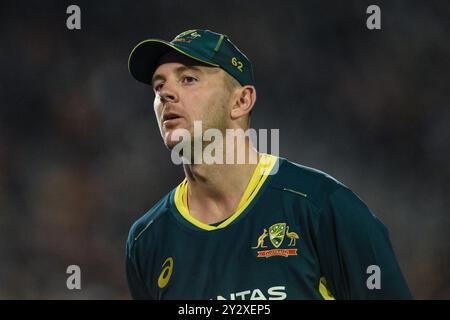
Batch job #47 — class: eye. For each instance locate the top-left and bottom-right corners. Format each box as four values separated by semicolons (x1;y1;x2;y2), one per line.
153;82;163;92
181;76;198;84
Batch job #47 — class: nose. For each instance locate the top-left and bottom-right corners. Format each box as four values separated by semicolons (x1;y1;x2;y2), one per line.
159;82;178;104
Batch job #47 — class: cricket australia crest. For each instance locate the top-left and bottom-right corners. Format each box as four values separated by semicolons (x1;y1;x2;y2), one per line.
269;223;286;248
252;222;299;258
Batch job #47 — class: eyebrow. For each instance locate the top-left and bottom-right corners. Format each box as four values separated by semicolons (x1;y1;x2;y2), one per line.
151;66;203;87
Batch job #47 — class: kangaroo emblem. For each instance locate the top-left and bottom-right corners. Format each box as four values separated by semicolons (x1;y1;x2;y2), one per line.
252;228;268;249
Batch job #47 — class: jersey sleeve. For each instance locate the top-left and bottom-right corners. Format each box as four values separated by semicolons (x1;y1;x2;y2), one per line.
315;186;412;299
125;235;153;300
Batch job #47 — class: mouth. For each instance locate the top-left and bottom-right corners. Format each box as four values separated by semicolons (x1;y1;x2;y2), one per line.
162;113;183;126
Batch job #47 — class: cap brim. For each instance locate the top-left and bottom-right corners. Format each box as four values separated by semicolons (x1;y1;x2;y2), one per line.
128;39;174;85
128;39;219;86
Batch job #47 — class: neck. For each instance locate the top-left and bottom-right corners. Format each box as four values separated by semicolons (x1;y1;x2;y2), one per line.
183;138;260;225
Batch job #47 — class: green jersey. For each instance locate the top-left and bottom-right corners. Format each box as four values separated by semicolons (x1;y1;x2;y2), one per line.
125;154;412;300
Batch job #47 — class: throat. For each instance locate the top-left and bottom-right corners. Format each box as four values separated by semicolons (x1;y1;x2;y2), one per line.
184;158;260;226
187;195;240;226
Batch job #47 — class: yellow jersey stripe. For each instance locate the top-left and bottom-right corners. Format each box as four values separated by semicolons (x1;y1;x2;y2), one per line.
319;276;336;300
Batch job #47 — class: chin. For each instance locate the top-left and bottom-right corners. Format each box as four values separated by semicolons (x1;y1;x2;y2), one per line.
162;127;193;149
163;133;189;151
164;139;178;150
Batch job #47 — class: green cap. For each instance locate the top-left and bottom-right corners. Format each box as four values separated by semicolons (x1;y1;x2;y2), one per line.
128;29;254;86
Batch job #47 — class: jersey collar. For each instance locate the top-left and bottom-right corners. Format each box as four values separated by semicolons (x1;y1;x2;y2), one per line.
173;153;278;231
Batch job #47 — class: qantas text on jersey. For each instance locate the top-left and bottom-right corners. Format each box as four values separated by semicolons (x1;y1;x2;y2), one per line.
215;286;287;300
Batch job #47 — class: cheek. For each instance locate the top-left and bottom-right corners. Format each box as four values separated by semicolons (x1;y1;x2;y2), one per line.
206;90;230;117
154;96;163;117
193;89;222;114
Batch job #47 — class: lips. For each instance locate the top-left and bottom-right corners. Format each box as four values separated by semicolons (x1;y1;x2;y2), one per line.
162;112;183;126
162;113;181;121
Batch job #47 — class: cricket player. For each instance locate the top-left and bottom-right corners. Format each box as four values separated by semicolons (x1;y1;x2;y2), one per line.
125;29;412;300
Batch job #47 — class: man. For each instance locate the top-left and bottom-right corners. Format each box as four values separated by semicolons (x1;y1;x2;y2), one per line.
125;29;412;299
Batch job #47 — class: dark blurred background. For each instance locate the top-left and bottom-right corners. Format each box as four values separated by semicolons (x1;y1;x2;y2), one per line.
0;0;449;299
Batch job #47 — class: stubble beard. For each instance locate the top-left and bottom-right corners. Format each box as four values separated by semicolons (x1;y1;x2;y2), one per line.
163;102;230;163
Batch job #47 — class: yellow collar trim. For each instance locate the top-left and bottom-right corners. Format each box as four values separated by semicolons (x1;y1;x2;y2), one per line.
174;153;278;231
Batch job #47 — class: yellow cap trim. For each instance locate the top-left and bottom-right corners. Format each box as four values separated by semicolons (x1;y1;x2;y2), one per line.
174;153;278;231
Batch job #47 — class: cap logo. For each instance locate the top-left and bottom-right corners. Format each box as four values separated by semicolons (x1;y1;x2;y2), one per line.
173;30;202;43
175;29;197;38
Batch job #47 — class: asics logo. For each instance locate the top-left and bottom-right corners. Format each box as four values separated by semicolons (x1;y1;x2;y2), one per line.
158;257;173;289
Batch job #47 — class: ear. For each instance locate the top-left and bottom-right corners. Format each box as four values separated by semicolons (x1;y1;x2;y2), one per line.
230;85;257;120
